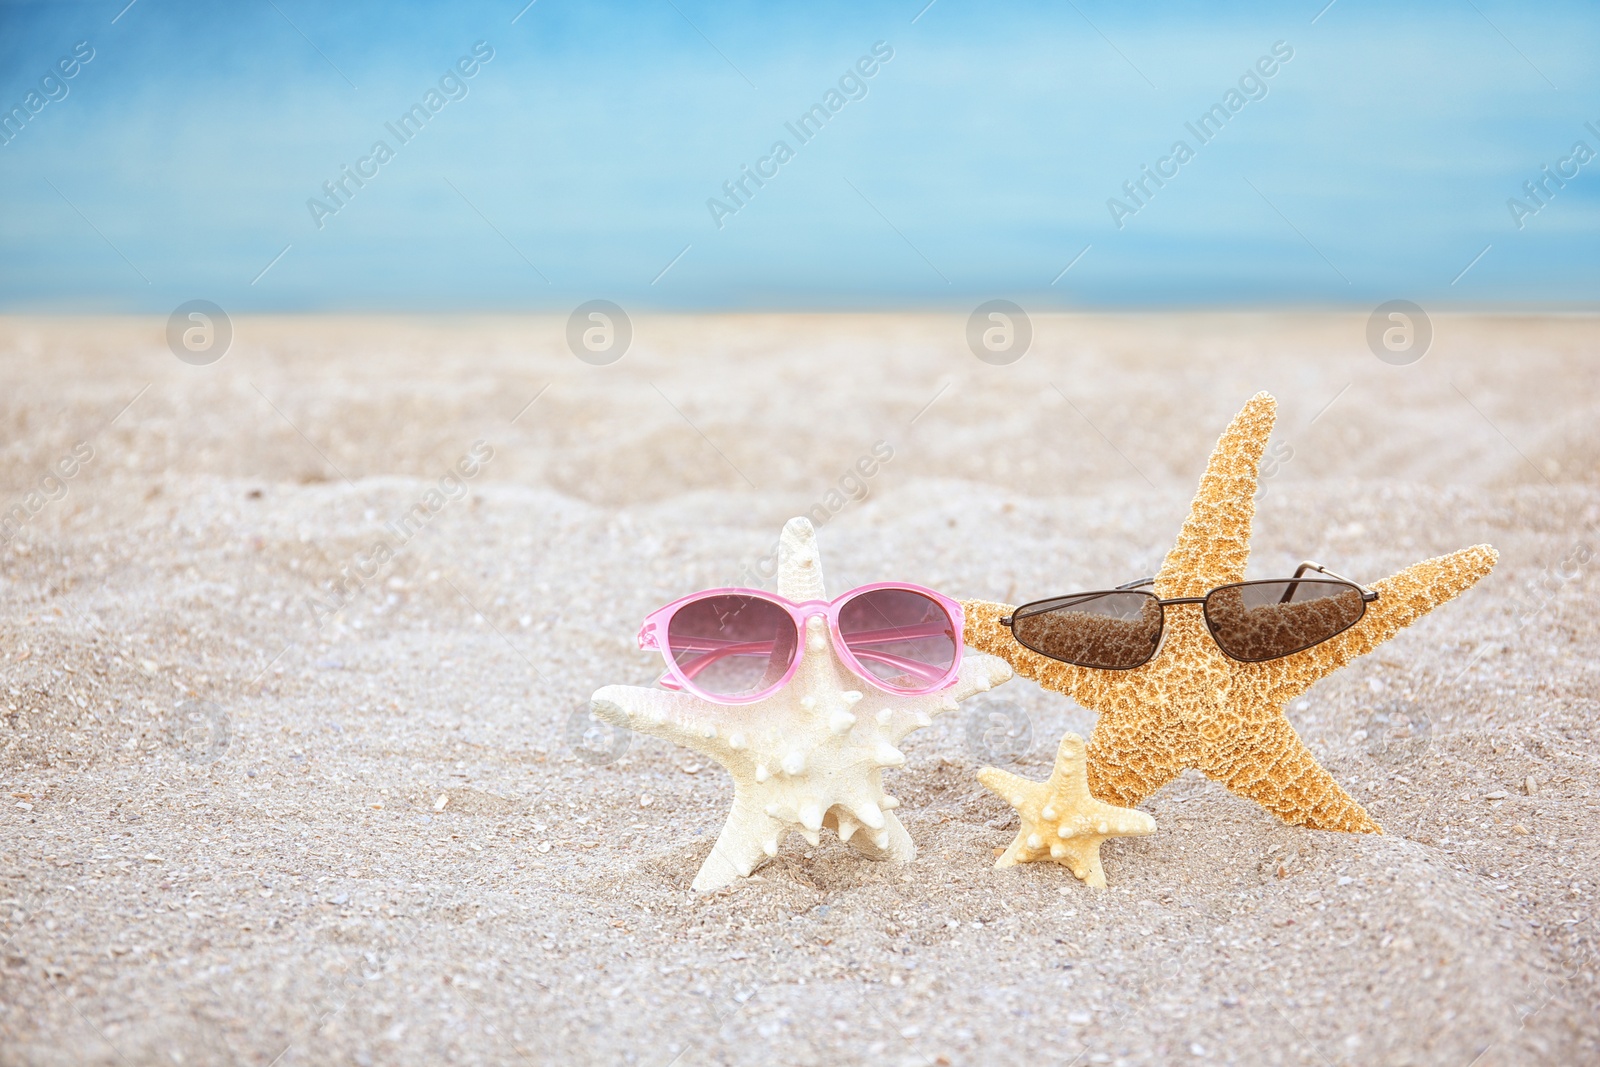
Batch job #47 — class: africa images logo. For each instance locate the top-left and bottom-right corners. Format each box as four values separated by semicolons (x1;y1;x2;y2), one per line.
1106;41;1294;230
0;40;95;148
305;42;496;230
705;41;895;230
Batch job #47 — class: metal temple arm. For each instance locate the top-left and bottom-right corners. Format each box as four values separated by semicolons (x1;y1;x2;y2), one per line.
1286;561;1379;602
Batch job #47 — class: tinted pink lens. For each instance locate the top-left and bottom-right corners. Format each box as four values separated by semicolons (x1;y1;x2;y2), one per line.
665;594;796;699
837;588;957;691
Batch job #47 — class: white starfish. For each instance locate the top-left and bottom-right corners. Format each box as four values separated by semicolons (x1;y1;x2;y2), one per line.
591;516;1014;892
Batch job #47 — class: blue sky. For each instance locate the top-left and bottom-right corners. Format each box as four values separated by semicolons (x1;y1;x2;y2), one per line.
0;0;1596;310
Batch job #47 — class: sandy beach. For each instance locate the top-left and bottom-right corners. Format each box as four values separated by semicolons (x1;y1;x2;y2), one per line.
0;312;1595;1066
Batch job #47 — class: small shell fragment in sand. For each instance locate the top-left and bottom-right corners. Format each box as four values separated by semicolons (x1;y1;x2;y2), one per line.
434;794;448;811
1484;790;1508;800
1513;823;1530;835
537;842;551;853
1523;776;1539;796
639;794;654;808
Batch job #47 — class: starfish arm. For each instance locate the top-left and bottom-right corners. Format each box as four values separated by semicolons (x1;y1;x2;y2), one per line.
1084;719;1187;809
944;651;1014;704
976;766;1043;808
1068;803;1158;839
873;651;1014;743
1053;838;1109;888
590;684;741;765
829;809;915;863
692;791;784;892
994;831;1034;868
1155;391;1275;596
961;599;1110;701
1207;715;1380;833
1048;733;1094;800
819;778;910;860
1264;544;1498;703
776;516;827;602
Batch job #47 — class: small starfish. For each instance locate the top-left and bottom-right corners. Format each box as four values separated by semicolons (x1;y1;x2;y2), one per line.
978;733;1155;887
592;517;1014;892
964;392;1497;834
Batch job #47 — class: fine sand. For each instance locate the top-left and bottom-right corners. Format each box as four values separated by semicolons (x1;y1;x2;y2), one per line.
0;312;1596;1066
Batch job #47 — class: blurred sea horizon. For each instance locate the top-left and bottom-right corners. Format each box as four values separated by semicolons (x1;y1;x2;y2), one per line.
1;0;1597;312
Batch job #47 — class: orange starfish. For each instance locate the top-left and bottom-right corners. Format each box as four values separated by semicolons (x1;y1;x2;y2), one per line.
963;392;1496;833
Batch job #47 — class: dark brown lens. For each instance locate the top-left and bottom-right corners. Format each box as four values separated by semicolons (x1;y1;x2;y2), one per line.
1203;579;1366;662
1010;591;1162;670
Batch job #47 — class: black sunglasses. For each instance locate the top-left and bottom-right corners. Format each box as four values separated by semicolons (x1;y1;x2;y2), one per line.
1000;562;1379;669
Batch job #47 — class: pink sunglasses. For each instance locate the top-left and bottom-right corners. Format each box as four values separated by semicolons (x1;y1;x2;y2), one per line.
636;583;965;705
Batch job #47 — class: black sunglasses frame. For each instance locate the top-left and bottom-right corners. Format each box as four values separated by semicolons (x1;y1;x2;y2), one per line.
1000;561;1380;669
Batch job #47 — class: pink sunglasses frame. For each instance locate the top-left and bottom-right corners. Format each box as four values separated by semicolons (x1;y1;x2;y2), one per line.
636;582;966;705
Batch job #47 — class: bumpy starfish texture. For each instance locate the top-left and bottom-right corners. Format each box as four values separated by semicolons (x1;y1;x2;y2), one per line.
979;733;1155;887
964;392;1497;834
592;517;1014;892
